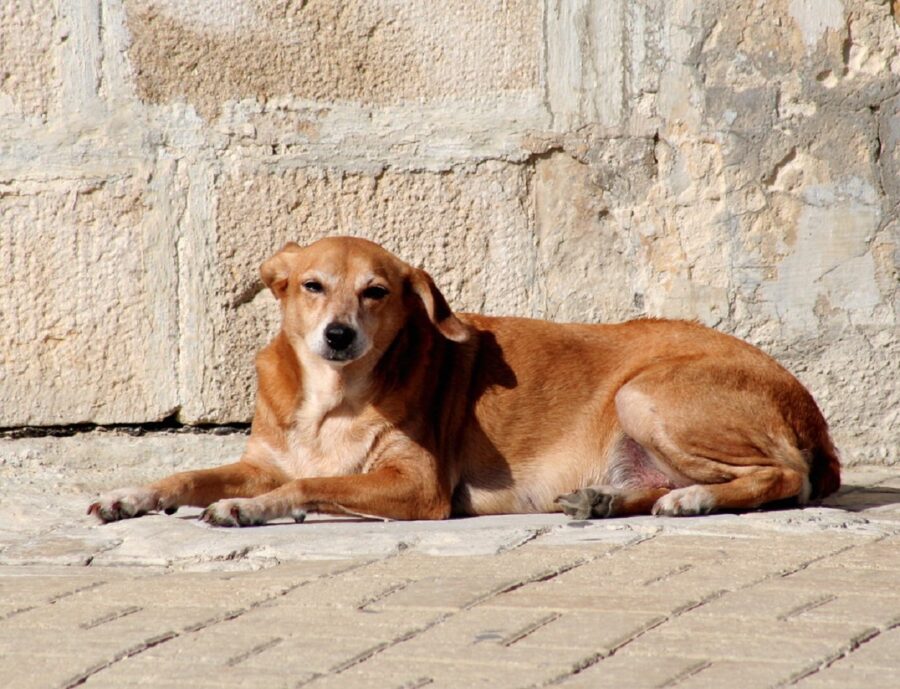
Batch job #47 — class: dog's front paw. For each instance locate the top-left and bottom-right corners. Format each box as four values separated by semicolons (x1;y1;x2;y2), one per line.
556;487;621;520
88;487;163;523
652;486;715;516
200;499;269;527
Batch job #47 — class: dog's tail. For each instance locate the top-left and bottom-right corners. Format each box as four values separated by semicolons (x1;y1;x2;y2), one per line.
779;383;841;502
807;434;841;501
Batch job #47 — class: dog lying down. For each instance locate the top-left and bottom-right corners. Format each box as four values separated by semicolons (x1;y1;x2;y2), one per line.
89;237;840;526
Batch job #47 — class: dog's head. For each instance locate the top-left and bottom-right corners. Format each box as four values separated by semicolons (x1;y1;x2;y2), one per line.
261;237;469;365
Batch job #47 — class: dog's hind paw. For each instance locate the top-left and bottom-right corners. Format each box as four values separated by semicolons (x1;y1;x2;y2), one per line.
200;498;269;527
88;487;164;523
555;487;621;520
651;485;715;516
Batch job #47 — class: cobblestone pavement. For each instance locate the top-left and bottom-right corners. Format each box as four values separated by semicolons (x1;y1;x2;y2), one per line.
1;434;899;688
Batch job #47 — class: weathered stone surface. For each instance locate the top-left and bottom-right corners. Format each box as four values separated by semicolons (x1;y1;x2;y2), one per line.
0;0;59;119
0;177;179;425
0;0;897;464
124;0;543;120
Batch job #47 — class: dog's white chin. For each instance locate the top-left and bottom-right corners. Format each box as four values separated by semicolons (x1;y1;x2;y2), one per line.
307;339;371;367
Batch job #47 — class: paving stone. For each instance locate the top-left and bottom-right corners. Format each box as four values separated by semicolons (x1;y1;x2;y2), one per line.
1;466;899;688
555;654;711;689
793;665;900;689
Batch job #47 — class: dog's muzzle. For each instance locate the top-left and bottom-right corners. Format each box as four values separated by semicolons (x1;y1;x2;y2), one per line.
323;322;358;361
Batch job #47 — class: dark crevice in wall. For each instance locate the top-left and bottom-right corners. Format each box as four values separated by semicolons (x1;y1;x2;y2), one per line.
0;412;250;440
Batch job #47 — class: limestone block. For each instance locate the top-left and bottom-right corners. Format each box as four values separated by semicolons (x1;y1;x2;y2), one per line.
123;0;542;120
0;177;178;426
176;162;534;422
0;0;59;119
533;150;643;324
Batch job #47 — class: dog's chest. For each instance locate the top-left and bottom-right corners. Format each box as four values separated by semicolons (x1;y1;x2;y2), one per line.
279;407;382;479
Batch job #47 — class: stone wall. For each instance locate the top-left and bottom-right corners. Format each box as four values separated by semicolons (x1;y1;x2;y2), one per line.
1;0;897;464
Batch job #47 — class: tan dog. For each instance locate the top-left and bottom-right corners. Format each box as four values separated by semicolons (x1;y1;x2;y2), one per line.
89;237;840;526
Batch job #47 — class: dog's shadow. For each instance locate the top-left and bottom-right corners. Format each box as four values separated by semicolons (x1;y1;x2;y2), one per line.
820;484;900;512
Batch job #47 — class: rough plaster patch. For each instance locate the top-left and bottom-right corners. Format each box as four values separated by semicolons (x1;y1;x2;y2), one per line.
789;0;845;48
533;152;639;323
762;193;879;336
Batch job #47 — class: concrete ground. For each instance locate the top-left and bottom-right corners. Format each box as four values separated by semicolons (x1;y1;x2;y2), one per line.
1;432;900;689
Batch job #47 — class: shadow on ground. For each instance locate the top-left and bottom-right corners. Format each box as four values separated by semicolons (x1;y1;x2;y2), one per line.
823;484;900;512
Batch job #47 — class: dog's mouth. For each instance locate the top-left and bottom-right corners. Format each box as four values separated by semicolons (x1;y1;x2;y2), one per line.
323;348;359;363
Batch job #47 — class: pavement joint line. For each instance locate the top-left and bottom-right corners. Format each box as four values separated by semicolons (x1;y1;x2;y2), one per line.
57;557;381;688
777;625;886;687
777;540;870;578
641;563;694;586
79;604;143;630
61;631;179;689
305;534;661;686
225;636;284;667
500;612;562;647
497;525;555;553
535;589;726;688
531;532;881;689
326;630;424;677
655;660;713;689
355;579;413;611
48;580;108;603
777;595;838;622
1;579;109;622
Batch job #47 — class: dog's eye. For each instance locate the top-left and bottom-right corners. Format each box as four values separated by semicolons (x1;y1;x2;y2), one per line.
362;286;389;301
303;281;324;294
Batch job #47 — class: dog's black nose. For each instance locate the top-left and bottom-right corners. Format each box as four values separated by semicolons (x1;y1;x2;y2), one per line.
324;323;357;351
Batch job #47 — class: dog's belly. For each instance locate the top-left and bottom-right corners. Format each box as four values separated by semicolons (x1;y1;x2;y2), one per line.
453;435;690;516
454;444;607;515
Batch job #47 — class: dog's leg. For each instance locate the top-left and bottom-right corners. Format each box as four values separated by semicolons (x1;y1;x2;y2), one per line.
651;467;805;515
609;366;815;517
200;465;449;527
88;461;287;523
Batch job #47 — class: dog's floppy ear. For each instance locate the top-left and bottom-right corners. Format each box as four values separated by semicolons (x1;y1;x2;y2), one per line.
260;242;303;300
408;268;470;343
